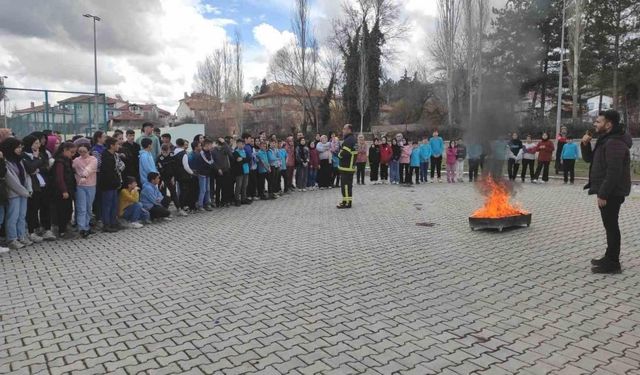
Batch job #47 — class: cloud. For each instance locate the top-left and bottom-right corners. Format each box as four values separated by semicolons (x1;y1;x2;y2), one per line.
0;0;229;112
252;23;296;55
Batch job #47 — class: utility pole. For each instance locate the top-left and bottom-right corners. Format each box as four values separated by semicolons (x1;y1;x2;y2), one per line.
0;76;7;128
83;13;101;132
555;0;568;142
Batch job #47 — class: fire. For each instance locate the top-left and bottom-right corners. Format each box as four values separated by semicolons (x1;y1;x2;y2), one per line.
471;176;528;219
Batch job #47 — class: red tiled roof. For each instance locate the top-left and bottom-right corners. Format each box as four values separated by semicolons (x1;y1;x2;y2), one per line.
58;95;96;104
13;104;71;115
112;111;144;121
251;83;324;100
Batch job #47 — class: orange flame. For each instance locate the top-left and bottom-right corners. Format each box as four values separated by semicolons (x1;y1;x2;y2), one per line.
471;176;528;218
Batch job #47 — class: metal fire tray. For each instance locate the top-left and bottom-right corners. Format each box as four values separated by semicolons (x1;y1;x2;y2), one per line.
469;214;532;232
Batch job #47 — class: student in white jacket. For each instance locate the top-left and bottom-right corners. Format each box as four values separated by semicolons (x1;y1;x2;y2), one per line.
521;135;537;183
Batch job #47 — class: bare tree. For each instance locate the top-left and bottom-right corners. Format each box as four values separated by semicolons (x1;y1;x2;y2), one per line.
475;0;489;113
269;0;320;134
233;29;244;135
433;0;462;127
464;0;474;127
567;0;585;126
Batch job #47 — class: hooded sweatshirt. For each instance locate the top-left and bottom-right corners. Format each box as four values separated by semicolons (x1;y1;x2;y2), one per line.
139;149;158;183
379;143;392;164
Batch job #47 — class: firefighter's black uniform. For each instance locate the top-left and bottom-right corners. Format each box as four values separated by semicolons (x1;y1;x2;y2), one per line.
337;133;357;208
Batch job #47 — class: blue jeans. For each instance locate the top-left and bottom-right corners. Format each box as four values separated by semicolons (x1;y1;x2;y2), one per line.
420;162;429;182
198;175;211;207
307;168;317;187
101;189;118;226
389;160;400;183
75;186;96;231
122;203;150;223
7;196;28;241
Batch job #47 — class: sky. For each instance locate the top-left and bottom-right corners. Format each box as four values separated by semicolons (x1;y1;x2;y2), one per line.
0;0;444;113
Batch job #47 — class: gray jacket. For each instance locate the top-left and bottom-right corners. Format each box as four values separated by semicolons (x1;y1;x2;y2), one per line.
5;160;33;199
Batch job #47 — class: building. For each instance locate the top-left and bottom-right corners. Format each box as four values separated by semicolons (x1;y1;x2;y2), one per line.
176;92;220;122
586;95;614;119
10;102;75;135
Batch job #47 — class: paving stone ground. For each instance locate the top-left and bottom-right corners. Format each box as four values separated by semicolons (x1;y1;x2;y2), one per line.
2;180;640;375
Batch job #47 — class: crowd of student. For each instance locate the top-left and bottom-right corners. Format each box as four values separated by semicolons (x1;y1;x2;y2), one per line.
0;122;581;253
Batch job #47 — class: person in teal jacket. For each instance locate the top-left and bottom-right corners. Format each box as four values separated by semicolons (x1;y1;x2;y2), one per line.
278;144;288;193
419;137;432;183
255;142;270;199
429;130;444;182
138;138;158;187
410;141;422;185
561;137;579;184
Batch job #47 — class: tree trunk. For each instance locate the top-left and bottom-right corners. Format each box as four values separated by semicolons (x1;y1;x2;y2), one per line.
570;0;583;127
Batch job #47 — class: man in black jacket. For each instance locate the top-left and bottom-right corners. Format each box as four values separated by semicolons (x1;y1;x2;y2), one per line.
98;137;123;232
337;124;357;209
581;110;632;274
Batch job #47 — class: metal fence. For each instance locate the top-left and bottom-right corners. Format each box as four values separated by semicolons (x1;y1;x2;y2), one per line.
1;87;108;139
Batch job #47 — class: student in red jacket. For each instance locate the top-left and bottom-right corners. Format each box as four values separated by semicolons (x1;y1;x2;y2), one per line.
379;137;392;184
530;132;555;183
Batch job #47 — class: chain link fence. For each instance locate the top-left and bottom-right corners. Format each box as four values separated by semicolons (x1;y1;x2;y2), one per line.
1;87;108;139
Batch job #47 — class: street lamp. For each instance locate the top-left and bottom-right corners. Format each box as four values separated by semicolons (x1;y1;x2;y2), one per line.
0;75;7;128
83;13;101;132
555;0;575;141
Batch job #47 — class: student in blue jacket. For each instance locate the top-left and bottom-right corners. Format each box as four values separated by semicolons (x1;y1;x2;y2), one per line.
140;172;171;220
419;137;432;183
409;141;422;185
138;138;158;186
561;136;579;184
429;129;444;182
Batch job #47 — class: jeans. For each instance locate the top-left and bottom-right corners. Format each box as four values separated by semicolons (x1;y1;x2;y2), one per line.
430;156;442;179
6;196;28;241
507;159;520;180
27;190;51;233
562;159;575;183
307;168;318;187
122;203;150;223
521;159;535;181
101;189;119;226
419;162;429;182
198;175;211;207
369;162;379;182
534;161;550;182
400;163;409;183
235;174;248;202
468;159;480;182
600;196;625;262
389;160;400;183
380;163;389;181
318;160;331;187
446;163;456;182
75;186;96;231
456;160;465;180
356;162;366;184
409;166;420;184
296;166;308;189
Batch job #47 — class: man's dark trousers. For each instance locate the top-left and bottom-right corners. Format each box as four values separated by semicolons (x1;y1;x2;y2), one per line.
600;196;625;262
340;171;354;205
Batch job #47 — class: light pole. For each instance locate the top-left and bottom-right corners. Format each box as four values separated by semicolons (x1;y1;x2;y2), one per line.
83;13;101;132
0;76;7;128
555;0;566;142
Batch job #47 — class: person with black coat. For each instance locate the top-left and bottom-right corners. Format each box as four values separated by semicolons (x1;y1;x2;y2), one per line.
22;135;55;242
121;129;141;186
581;110;632;274
337;124;357;209
98;137;123;232
51;142;78;239
211;139;234;207
368;138;381;184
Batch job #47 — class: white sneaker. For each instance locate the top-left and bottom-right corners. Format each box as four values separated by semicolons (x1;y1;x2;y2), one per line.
130;222;144;229
8;240;24;250
162;217;173;222
0;247;9;254
41;230;56;241
302;189;307;192
177;209;188;217
29;233;44;243
19;237;33;246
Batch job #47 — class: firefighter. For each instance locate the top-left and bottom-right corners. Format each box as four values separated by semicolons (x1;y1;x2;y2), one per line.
337;124;357;209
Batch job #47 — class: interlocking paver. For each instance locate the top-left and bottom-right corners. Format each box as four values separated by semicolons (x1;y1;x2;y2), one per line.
2;183;640;374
